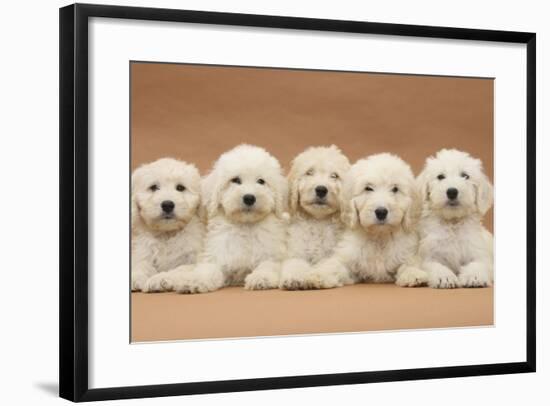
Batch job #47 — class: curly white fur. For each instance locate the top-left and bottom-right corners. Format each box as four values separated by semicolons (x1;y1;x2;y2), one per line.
279;145;350;290
307;153;427;288
130;158;205;292
416;149;494;288
169;144;288;294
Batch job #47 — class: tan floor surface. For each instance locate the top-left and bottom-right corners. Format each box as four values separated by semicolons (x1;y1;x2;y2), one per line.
131;285;493;342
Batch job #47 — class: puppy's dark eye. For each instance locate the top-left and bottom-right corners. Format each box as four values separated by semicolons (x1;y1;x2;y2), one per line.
437;174;446;180
392;186;399;193
365;186;374;192
231;177;241;184
461;172;470;180
176;184;186;192
330;173;339;179
305;169;314;176
149;184;159;192
257;178;265;185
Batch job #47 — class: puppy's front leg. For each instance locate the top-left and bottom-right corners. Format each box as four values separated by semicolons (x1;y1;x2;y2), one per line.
458;261;493;288
424;261;459;289
131;262;155;292
395;261;428;287
174;263;225;294
307;257;353;289
142;265;194;293
131;241;157;291
279;258;314;290
244;260;281;290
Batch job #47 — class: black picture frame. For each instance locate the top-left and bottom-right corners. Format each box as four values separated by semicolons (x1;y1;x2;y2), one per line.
59;3;536;402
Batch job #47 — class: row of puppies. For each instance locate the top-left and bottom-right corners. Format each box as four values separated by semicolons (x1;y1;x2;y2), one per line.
131;145;493;293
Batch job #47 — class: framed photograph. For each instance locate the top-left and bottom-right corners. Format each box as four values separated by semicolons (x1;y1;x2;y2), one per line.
59;3;536;402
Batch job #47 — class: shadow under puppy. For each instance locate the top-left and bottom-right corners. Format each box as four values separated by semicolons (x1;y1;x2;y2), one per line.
131;158;205;292
307;153;428;288
416;149;493;288
280;145;350;290
170;144;288;293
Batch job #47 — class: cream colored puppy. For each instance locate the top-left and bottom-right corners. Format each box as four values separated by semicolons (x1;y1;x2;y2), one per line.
416;149;493;288
279;145;350;290
309;153;427;288
131;158;205;292
170;144;288;293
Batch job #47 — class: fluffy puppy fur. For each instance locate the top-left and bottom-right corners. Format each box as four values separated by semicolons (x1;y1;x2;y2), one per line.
308;153;427;288
169;144;288;293
416;149;494;288
131;158;205;292
279;145;350;290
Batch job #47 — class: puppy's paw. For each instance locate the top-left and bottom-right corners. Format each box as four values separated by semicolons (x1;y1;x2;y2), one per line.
396;267;428;287
174;274;215;294
428;267;459;289
244;270;279;290
306;268;344;289
174;264;224;294
244;261;280;290
131;272;148;292
279;259;313;290
458;272;490;288
305;258;352;289
142;272;174;293
279;273;312;290
458;265;492;288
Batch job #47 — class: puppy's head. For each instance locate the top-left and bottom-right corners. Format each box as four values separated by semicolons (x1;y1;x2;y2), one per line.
288;145;350;219
202;144;287;223
417;149;493;220
131;158;201;232
342;153;421;234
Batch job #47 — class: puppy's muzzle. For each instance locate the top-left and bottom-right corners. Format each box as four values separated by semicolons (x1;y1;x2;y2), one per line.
242;194;256;207
375;207;388;221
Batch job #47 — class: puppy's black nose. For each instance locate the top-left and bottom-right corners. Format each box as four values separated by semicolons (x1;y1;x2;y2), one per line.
447;188;459;200
161;200;175;213
315;185;328;198
243;194;256;206
375;207;388;220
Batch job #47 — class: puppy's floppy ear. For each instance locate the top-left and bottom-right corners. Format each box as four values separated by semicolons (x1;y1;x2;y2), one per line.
201;171;222;219
184;163;204;221
415;168;431;203
197;196;208;223
344;199;359;228
402;181;423;233
195;176;207;223
339;175;358;228
287;166;300;214
130;170;143;232
274;174;289;219
131;192;141;232
475;171;493;216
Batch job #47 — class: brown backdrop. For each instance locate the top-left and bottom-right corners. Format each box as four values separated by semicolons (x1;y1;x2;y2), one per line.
131;62;493;230
130;63;494;342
